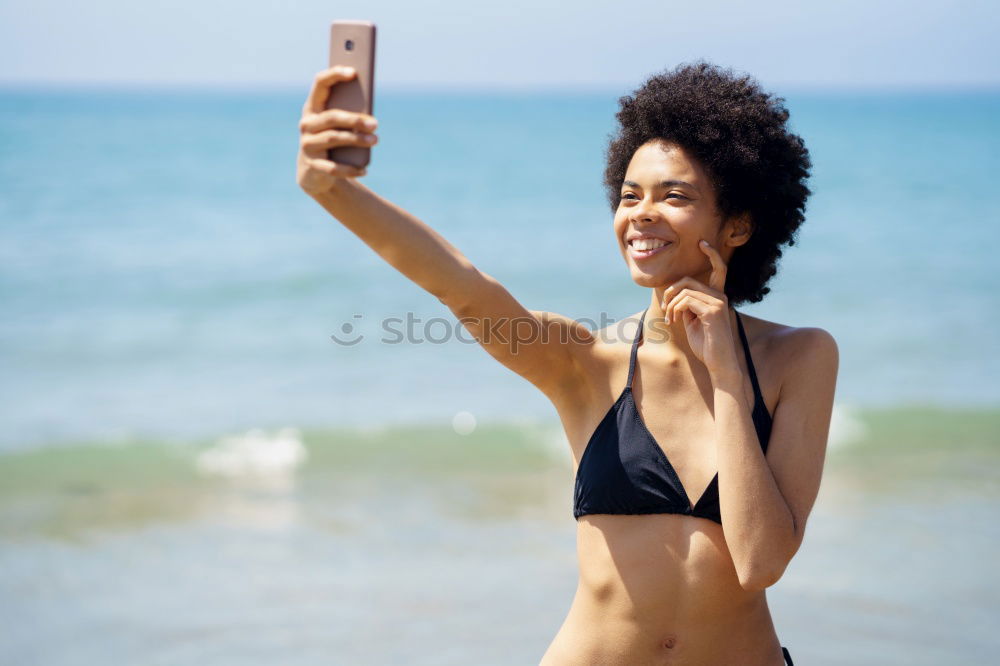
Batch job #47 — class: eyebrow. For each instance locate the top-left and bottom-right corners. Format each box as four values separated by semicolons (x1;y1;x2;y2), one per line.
622;179;698;192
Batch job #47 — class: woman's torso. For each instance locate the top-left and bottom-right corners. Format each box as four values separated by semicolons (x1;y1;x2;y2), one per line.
540;310;787;666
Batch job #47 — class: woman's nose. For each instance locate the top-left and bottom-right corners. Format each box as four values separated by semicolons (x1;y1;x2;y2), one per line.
629;198;659;224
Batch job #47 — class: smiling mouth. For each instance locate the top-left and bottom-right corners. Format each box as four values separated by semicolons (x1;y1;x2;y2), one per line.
627;238;673;258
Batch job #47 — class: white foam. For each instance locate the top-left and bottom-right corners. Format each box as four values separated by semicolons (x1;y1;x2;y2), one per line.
539;423;573;467
827;402;869;450
195;427;308;478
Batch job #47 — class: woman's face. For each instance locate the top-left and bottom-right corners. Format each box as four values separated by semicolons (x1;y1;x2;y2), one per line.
613;139;748;289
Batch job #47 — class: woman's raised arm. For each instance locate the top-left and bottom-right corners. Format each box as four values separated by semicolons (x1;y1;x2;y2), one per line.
296;66;594;403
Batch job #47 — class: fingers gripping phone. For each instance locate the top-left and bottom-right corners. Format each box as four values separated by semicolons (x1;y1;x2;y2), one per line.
326;20;376;169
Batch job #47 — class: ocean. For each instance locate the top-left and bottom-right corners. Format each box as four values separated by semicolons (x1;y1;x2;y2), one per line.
1;85;998;664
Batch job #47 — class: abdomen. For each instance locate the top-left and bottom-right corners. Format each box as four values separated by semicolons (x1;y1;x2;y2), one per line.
540;514;779;665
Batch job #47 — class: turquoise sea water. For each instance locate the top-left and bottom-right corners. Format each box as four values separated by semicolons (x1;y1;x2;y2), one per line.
1;87;999;450
1;86;998;664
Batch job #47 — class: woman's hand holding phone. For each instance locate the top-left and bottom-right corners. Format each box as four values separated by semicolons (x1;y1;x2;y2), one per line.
296;65;378;196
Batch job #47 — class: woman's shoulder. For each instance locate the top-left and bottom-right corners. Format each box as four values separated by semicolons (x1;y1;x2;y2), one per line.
739;311;839;393
590;309;645;355
562;310;646;383
739;311;837;355
528;310;640;419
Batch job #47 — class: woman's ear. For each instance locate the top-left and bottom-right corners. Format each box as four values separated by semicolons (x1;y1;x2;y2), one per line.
725;212;754;249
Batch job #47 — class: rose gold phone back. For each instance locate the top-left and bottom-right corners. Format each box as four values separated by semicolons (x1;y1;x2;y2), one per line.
326;21;376;168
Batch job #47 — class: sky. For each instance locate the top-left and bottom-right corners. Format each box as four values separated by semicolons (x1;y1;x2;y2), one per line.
1;0;998;92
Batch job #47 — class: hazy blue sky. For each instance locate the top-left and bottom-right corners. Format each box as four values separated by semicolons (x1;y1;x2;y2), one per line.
1;0;997;92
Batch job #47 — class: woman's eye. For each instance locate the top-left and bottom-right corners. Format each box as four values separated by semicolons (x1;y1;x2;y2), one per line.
619;193;686;200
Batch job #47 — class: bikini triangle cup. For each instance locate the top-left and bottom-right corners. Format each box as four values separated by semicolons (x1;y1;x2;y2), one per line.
573;308;773;523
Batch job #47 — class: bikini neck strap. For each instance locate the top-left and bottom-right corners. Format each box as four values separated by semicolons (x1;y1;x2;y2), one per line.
625;308;648;390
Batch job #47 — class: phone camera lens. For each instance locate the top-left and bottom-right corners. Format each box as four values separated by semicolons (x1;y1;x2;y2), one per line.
345;39;354;51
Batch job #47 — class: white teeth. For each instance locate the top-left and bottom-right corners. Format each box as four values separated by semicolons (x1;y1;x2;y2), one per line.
631;238;669;251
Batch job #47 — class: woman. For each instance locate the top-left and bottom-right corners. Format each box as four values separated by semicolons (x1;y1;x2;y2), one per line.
296;60;838;666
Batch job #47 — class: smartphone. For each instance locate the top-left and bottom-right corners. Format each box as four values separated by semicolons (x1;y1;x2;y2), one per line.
326;20;376;169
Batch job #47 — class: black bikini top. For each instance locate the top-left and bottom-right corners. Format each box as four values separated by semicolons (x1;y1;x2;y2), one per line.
573;308;773;524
